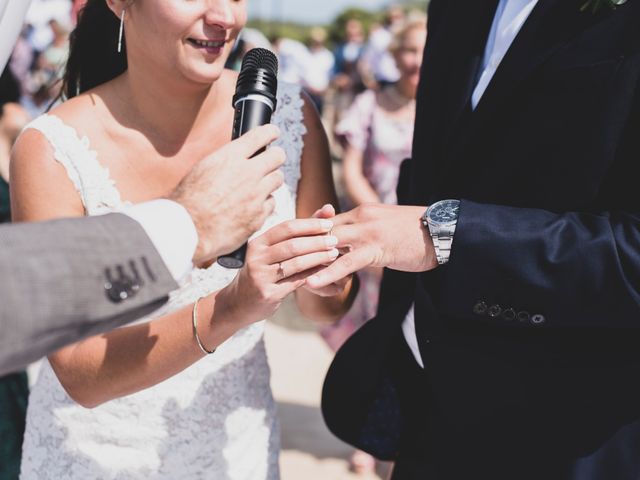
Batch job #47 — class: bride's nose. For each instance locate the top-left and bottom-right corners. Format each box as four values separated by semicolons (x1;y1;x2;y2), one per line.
202;1;236;30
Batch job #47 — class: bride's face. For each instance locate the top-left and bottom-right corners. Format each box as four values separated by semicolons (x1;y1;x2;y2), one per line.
114;0;247;85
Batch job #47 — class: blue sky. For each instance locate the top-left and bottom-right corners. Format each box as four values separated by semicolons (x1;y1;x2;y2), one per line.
248;0;392;24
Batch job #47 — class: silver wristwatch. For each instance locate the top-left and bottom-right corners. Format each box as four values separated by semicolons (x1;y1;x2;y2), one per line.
422;199;460;265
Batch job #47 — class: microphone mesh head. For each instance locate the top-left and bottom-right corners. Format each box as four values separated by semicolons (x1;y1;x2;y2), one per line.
241;48;278;76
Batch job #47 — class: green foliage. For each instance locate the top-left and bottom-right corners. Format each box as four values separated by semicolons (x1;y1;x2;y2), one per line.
246;19;312;44
247;1;430;49
397;0;429;10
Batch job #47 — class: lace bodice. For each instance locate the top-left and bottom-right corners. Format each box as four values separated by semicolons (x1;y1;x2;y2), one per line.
19;83;306;480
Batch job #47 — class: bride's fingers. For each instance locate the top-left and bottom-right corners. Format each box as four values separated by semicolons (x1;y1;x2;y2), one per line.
307;248;373;289
260;218;333;246
267;234;338;264
277;249;340;282
312;204;336;219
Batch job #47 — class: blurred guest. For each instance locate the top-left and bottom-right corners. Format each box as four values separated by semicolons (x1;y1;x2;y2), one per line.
272;35;310;85
303;27;335;114
39;18;70;79
0;66;30;480
21;66;58;119
339;17;426;208
332;18;366;125
321;17;427;475
24;0;72;53
225;27;272;71
359;5;405;90
0;67;30;214
8;27;35;94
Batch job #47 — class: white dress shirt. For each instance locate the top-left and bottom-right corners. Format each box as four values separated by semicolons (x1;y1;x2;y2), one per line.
122;200;198;282
402;0;540;368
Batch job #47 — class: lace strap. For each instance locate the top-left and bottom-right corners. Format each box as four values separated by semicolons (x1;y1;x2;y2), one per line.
23;114;126;215
272;82;307;195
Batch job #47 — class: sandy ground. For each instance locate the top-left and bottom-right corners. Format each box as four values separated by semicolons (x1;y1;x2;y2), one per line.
266;298;391;480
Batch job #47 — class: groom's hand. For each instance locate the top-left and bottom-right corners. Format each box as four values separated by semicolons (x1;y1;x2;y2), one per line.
306;204;438;289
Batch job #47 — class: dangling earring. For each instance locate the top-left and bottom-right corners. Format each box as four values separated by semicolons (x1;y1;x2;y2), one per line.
117;9;126;53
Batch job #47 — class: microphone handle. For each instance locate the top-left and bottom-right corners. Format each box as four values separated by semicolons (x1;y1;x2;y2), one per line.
217;97;274;269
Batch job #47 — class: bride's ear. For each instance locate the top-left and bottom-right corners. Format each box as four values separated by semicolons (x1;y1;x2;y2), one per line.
104;0;132;19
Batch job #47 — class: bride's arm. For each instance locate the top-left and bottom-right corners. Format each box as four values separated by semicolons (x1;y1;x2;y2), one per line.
10;129;337;408
294;95;358;324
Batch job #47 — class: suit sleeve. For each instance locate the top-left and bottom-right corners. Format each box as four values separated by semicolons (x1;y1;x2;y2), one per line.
0;213;177;375
439;201;640;328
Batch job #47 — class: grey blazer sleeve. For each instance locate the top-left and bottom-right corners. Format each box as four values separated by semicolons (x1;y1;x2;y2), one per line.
0;213;178;375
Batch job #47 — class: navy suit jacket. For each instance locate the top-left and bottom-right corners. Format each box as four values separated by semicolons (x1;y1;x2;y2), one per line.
323;0;640;477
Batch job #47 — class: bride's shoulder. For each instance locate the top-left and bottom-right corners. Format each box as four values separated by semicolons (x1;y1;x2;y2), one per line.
15;90;98;160
45;89;106;136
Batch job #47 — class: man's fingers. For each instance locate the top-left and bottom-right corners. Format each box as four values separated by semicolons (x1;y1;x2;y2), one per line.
306;248;373;289
262;195;277;219
254;146;286;176
262;218;333;246
233;124;281;158
258;169;285;199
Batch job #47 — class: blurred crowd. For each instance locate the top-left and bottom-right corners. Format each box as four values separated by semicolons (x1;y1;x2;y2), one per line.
0;1;427;478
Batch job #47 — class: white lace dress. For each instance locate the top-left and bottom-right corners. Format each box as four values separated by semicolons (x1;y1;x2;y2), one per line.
19;83;306;480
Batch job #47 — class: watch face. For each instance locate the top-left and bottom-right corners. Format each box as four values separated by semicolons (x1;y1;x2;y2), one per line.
428;199;460;225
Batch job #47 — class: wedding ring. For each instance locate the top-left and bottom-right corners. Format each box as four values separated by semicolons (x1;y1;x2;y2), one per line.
277;262;286;280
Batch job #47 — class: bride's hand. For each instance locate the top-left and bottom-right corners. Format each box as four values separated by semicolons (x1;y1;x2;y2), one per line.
219;218;339;326
301;204;353;298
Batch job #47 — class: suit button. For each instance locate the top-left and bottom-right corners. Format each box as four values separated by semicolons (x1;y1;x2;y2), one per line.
105;281;129;303
488;305;502;318
531;314;546;325
501;308;516;321
473;301;488;315
517;311;530;323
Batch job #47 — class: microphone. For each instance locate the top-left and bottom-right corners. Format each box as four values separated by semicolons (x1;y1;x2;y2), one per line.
217;48;279;269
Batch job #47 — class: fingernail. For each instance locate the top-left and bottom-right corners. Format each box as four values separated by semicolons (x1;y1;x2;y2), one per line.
325;236;338;247
328;248;339;259
320;220;333;231
308;275;319;285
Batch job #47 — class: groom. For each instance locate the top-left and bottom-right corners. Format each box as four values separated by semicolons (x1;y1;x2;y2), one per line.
313;0;640;478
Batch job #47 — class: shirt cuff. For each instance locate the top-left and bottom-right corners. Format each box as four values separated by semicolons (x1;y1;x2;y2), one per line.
122;199;198;282
401;304;425;368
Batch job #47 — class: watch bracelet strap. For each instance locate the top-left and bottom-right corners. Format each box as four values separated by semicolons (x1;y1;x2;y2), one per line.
432;233;454;265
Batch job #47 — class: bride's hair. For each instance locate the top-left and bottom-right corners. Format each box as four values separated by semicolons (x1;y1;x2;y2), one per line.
60;0;128;100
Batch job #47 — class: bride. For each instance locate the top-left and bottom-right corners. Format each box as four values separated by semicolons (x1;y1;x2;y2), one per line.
11;1;355;478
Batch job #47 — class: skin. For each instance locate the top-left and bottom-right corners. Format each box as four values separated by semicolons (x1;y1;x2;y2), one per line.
10;0;353;408
306;203;438;290
342;25;427;207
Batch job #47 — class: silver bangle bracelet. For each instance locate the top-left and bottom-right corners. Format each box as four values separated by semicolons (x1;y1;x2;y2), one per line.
192;296;216;355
